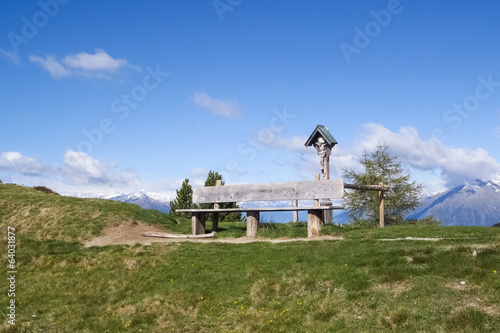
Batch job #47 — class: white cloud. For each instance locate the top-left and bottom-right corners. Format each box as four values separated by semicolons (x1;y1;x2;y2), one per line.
29;55;71;78
0;151;139;187
256;134;310;153
354;123;500;186
62;150;138;185
0;152;52;176
62;49;128;71
30;49;138;79
192;92;241;118
0;151;184;198
188;168;208;178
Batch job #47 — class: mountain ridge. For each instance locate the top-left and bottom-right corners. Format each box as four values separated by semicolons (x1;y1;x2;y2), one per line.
72;190;172;214
409;179;500;226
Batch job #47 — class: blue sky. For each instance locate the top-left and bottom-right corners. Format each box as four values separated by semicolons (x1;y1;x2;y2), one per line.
1;0;500;198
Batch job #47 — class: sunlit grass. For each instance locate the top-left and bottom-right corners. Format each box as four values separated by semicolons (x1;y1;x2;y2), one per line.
1;235;498;332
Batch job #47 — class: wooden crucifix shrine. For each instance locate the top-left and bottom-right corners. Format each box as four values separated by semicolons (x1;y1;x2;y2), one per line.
305;125;338;224
305;125;338;180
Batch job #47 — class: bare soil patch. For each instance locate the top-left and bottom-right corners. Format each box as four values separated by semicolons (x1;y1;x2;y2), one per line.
84;220;343;247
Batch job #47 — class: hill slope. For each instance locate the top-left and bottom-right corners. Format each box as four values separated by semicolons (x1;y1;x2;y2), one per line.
0;184;182;242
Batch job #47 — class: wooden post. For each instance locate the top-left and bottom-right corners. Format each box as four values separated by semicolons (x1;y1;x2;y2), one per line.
292;199;298;222
379;182;384;228
247;211;259;237
212;180;222;232
308;174;323;237
192;212;206;235
308;210;322;237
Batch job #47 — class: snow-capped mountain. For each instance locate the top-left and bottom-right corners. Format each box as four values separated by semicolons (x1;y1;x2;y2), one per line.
72;190;172;214
409;179;500;226
109;190;171;213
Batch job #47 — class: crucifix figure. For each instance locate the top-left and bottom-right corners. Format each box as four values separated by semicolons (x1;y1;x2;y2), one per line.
314;137;330;180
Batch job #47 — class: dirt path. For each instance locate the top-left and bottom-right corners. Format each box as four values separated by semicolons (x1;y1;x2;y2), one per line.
84;220;344;247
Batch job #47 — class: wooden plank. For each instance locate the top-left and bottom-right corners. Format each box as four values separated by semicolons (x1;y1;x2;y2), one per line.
192;179;344;204
143;231;215;239
177;206;345;213
247;211;259;237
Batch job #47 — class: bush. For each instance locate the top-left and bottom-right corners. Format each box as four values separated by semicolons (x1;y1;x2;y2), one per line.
405;216;440;226
352;216;440;227
33;186;60;195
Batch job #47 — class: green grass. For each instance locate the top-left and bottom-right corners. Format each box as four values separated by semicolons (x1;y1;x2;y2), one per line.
1;183;500;332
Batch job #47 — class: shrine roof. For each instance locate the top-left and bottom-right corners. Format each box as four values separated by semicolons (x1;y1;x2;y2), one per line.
304;125;338;147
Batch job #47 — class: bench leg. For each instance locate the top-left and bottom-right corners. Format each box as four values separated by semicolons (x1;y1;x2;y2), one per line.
247;211;259;237
192;212;206;235
212;212;219;232
308;209;323;237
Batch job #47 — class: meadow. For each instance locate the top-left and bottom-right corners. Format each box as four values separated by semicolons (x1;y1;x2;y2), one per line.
0;184;499;332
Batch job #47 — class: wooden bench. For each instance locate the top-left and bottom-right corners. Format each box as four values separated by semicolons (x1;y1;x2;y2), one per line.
176;178;344;237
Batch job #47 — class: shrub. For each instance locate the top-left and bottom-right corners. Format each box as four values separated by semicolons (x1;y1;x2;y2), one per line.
405;216;440;225
33;186;60;195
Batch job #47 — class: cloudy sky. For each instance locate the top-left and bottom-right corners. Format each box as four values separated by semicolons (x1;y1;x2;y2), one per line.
1;1;500;198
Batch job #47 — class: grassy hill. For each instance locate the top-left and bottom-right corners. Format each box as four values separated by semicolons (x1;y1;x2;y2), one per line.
0;183;191;242
1;183;499;332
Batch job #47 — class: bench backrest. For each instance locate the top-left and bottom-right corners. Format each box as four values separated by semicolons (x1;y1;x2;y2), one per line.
192;179;344;204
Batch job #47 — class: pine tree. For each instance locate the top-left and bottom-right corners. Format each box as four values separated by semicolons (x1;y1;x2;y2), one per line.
169;179;196;218
201;170;243;222
342;144;422;226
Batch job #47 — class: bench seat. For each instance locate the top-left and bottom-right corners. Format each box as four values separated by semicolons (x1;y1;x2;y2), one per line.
176;206;344;213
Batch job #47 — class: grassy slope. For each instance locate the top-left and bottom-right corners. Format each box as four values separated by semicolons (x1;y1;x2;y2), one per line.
0;184;191;242
0;184;499;332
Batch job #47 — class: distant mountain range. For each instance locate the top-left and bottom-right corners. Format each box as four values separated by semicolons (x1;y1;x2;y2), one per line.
409;179;500;227
109;190;171;214
73;190;171;214
72;180;500;226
